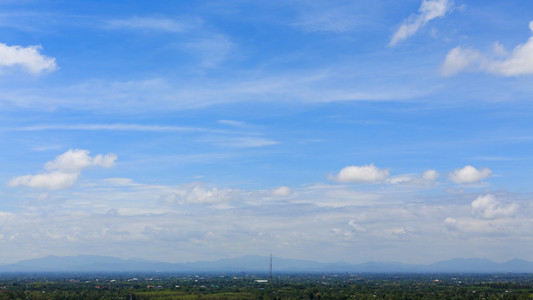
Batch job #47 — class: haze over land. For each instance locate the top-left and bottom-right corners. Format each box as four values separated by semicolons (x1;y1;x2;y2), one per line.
1;1;533;265
4;255;533;273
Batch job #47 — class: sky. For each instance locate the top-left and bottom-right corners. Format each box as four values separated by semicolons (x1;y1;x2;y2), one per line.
1;0;533;265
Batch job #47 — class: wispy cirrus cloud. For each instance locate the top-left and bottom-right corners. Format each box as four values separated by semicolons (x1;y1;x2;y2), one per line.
390;0;453;46
292;2;365;33
199;136;279;148
0;69;429;112
11;124;204;132
105;16;201;32
184;34;234;67
218;120;249;128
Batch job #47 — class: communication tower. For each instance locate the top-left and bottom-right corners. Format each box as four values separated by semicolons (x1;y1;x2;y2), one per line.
269;254;273;283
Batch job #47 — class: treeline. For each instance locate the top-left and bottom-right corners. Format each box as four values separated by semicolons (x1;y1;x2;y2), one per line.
0;272;532;299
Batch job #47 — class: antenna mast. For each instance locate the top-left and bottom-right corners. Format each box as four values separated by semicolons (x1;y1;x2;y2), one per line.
269;254;273;283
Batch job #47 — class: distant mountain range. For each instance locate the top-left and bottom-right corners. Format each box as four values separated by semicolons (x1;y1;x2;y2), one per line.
1;255;533;273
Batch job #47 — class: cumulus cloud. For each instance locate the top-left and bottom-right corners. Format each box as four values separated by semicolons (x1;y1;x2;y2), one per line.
471;194;517;219
449;165;492;184
272;186;291;197
422;169;439;181
7;149;117;190
45;149;116;172
442;21;533;76
330;164;390;183
390;0;453;46
7;171;80;190
331;166;438;186
0;43;57;74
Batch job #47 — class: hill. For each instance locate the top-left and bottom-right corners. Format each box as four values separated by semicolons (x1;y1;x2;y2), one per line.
2;255;533;273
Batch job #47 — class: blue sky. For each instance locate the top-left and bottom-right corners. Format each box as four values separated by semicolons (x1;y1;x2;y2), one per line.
1;0;533;264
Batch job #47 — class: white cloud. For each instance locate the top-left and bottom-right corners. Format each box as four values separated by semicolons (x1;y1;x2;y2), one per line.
348;219;366;233
492;42;507;57
182;187;236;204
331;164;389;183
488;21;533;76
160;184;292;208
106;17;196;32
331;228;353;239
441;46;481;76
471;194;517;219
306;187;380;208
389;227;410;239
103;178;141;187
390;0;453;46
45;149;116;172
200;136;279;148
442;21;533;76
449;165;492;184
15;124;202;132
0;67;430;112
387;174;412;184
2;175;533;264
163;186;239;205
7;149;117;190
444;217;457;231
331;166;436;186
293;4;362;33
91;153;118;168
218;120;249;128
7;171;79;190
272;186;291;197
422;169;439;181
388;169;438;185
0;43;57;74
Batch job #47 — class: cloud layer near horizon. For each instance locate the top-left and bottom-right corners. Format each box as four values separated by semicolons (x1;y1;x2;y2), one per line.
1;159;527;264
